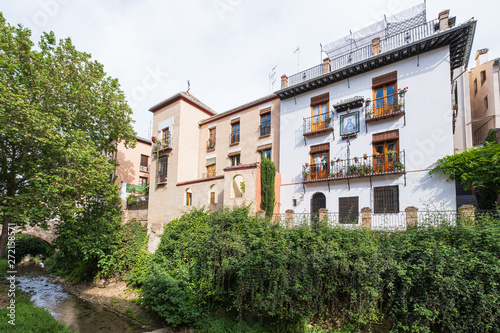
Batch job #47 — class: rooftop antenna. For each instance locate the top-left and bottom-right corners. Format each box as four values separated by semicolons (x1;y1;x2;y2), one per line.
187;80;191;93
320;43;323;63
293;47;301;72
268;64;278;92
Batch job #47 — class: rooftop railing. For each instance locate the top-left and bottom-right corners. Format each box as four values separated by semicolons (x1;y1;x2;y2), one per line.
286;18;440;86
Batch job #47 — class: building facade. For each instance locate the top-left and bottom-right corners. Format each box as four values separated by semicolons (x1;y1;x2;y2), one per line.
468;49;500;146
147;92;280;251
113;136;152;187
276;7;476;223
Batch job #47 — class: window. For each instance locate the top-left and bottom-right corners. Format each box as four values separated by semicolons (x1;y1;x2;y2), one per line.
339;197;359;224
310;143;329;180
157;155;168;184
372;72;397;117
374;186;399;213
209;185;216;204
230;154;240;166
206;164;216;178
372;130;399;173
261;149;271;160
231;122;240;144
207;127;216;150
484;95;489;112
161;127;171;147
474;78;478;96
140;154;149;172
480;70;486;85
139;176;148;186
260;113;271;136
310;93;330;132
186;189;192;206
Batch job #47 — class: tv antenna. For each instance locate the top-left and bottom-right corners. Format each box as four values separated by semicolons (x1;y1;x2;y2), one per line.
187;80;191;93
293;47;301;72
269;64;277;92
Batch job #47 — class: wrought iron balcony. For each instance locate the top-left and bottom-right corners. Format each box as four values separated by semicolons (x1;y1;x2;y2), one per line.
207;138;216;151
152;135;172;155
230;133;240;145
303;112;334;137
365;92;405;122
259;125;271;137
302;151;405;183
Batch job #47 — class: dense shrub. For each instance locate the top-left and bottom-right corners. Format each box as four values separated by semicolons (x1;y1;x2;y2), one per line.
141;207;500;332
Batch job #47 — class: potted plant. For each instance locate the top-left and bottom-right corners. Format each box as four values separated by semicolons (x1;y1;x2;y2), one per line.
365;98;371;106
363;153;368;160
388;162;404;171
151;136;158;143
397;102;404;111
398;87;408;97
326;117;332;124
387;149;397;158
348;165;358;176
336;158;341;162
302;169;310;180
373;151;380;158
366;110;373;119
354;156;359;163
330;160;335;167
328;172;335;178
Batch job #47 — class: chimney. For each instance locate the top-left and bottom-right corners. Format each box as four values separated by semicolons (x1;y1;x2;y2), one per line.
322;57;331;74
438;9;450;31
372;37;381;56
281;74;288;89
475;48;489;67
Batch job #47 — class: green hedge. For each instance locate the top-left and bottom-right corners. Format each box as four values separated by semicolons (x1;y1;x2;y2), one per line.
141;207;500;332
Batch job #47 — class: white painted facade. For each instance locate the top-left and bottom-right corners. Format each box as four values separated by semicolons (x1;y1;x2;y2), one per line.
279;47;457;214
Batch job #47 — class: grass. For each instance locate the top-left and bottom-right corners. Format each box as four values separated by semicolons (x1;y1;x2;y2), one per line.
0;291;73;333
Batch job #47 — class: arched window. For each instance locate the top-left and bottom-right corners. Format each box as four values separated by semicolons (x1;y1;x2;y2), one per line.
231;175;244;198
209;185;216;204
310;192;326;222
186;188;192;206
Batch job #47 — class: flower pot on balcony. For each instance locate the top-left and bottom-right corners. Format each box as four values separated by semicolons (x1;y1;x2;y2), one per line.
354;157;358;163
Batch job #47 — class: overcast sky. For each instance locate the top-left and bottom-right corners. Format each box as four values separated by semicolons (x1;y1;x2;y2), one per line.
2;0;499;138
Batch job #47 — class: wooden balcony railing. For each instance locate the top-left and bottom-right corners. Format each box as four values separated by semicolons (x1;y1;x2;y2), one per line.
303;112;334;136
366;92;405;122
303;151;405;183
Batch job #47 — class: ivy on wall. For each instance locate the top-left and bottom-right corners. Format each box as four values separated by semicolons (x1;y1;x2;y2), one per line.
260;157;276;216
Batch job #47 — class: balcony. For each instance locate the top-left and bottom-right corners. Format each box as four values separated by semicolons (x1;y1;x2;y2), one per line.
259;125;271;137
365;92;405;122
302;151;405;183
303;112;334;137
230;133;240;145
152;135;172;155
207;138;216;151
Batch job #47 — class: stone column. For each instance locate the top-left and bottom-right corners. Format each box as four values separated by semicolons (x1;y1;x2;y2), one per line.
372;38;381;56
405;206;418;228
361;207;372;229
459;204;476;222
322;57;331;74
438;9;450;31
281;75;288;89
285;209;295;229
318;208;328;222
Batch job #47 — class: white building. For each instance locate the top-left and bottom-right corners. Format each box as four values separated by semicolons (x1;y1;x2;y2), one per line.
277;5;476;222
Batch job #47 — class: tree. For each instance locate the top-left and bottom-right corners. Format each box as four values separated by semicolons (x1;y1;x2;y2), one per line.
260;157;276;216
0;13;136;258
430;142;500;209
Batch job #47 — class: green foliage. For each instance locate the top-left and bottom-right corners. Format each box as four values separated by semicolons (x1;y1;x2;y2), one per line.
0;291;72;332
0;13;136;258
431;143;500;208
260;157;276;216
485;128;498;144
0;258;7;279
10;234;54;263
126;194;139;207
140;208;500;332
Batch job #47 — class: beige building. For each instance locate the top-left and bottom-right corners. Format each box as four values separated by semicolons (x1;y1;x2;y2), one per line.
113;136;152;187
468;49;500;145
147;92;281;251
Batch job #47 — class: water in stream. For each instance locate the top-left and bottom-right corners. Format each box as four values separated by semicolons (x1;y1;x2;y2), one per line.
16;262;148;333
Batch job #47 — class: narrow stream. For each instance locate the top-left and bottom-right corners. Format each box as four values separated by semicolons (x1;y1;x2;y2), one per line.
16;262;149;333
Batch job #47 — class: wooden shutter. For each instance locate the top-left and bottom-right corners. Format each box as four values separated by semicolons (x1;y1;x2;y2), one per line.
140;155;148;167
310;143;330;154
372;71;397;88
374;186;399;213
310;93;329;106
372;130;399;143
339;197;359;224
